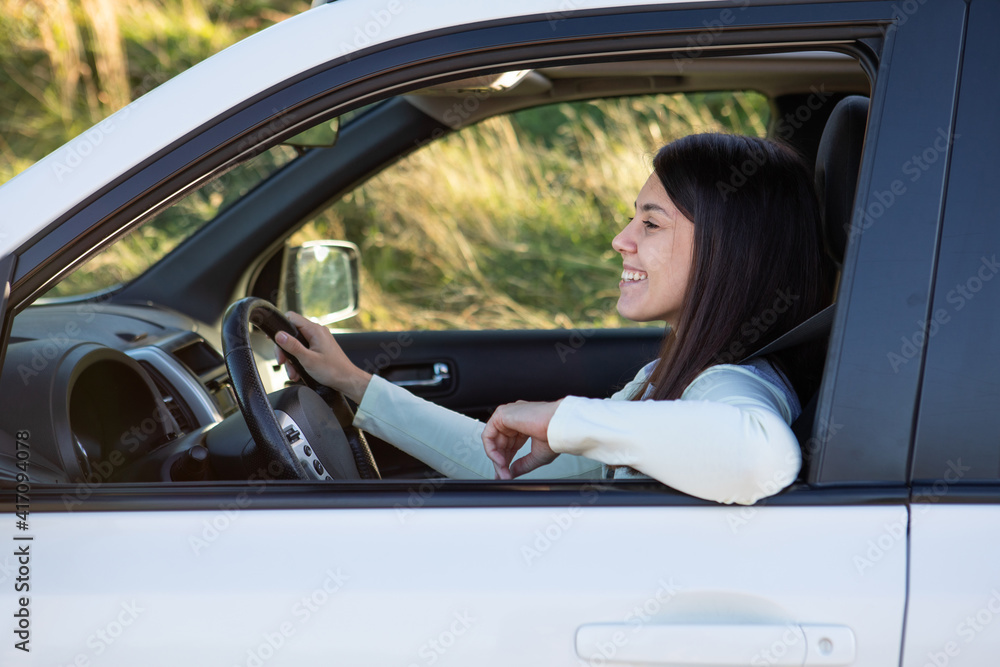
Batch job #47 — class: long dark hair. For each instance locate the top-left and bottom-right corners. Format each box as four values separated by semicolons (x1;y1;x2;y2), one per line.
634;133;833;403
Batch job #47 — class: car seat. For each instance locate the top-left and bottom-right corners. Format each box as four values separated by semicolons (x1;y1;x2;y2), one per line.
791;94;870;475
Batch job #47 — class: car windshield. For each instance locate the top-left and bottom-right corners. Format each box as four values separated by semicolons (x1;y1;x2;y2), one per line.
40;144;300;301
39;103;378;302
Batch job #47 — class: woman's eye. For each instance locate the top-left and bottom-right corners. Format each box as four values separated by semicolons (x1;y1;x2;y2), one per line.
642;220;658;230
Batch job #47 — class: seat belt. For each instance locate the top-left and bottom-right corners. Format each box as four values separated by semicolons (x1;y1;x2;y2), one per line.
738;303;835;364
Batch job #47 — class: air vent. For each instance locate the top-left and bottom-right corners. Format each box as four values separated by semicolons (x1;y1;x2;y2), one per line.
138;360;197;435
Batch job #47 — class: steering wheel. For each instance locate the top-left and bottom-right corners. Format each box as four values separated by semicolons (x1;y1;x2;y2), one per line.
221;297;380;480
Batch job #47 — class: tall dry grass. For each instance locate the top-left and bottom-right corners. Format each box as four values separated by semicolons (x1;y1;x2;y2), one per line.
0;0;301;184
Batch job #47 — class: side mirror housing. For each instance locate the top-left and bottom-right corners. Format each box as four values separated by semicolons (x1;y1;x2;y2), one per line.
280;241;360;325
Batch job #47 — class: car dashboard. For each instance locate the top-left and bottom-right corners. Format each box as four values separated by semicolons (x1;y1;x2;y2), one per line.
0;300;242;485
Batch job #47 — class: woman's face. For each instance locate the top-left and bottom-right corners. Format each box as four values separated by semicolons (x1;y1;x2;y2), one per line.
612;172;696;326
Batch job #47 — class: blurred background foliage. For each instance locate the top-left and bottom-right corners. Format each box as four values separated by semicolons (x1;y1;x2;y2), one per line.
2;0;770;331
0;0;304;183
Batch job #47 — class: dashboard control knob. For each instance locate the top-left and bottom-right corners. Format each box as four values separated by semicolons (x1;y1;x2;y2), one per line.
170;444;210;481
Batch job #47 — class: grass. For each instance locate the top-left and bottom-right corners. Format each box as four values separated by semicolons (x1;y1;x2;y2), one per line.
0;0;304;185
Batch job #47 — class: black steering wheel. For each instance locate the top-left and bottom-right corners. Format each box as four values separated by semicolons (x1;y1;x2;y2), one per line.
221;297;380;480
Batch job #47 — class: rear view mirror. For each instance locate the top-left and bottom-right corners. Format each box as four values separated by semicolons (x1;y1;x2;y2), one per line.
280;241;360;325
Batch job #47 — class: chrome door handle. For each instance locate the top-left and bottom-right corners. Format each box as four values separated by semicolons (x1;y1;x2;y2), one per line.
575;623;855;666
389;362;451;388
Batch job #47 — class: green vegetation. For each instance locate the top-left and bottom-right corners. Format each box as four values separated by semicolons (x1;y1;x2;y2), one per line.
2;2;770;331
0;0;304;185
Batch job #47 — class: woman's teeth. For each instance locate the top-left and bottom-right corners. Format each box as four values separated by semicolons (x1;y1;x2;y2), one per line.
621;270;648;282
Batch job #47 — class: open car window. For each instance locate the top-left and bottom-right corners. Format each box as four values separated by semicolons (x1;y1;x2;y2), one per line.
290;91;770;331
2;45;872;489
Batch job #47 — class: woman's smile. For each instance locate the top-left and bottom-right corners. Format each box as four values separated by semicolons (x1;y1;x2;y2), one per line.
612;174;695;326
620;266;648;283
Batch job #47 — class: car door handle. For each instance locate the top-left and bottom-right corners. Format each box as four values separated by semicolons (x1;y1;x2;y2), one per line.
386;362;451;388
575;623;855;666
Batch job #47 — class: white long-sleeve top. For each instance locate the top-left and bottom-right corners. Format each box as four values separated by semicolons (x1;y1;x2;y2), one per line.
353;357;803;505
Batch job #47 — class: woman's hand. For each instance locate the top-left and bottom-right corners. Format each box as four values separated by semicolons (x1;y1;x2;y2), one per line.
482;399;563;479
274;311;372;403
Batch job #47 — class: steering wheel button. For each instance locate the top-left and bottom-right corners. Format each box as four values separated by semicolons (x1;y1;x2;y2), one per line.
313;459;324;475
303;445;312;457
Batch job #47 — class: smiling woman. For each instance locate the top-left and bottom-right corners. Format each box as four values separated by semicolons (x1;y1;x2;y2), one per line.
276;132;834;504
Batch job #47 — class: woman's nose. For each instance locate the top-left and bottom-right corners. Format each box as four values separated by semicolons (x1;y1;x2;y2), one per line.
612;218;636;254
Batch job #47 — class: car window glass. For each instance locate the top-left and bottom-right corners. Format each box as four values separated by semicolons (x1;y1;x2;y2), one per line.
290;92;769;331
41;144;299;300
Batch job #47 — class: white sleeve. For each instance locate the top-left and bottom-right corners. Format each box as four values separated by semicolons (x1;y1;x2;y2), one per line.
546;365;802;505
352;374;602;480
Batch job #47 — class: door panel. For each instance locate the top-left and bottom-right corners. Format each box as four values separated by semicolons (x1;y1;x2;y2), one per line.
337;328;664;420
5;503;907;666
902;504;1000;667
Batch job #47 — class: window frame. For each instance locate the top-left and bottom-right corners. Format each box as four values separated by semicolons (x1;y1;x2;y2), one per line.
3;0;958;508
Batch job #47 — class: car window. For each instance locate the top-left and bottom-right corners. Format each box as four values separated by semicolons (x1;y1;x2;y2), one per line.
289;91;769;331
41;144;299;300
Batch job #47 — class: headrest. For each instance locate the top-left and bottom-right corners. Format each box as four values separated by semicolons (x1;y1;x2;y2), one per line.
814;95;869;264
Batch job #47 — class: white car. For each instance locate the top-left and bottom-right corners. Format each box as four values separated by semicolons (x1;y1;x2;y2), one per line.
1;0;998;665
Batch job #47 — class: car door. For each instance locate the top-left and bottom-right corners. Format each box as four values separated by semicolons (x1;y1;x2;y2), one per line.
900;1;1000;663
0;1;969;665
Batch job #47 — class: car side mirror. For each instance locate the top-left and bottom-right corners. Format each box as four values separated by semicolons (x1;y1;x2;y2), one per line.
279;241;360;325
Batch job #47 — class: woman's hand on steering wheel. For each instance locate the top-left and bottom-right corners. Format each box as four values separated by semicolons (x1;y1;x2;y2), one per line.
274;311;372;403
